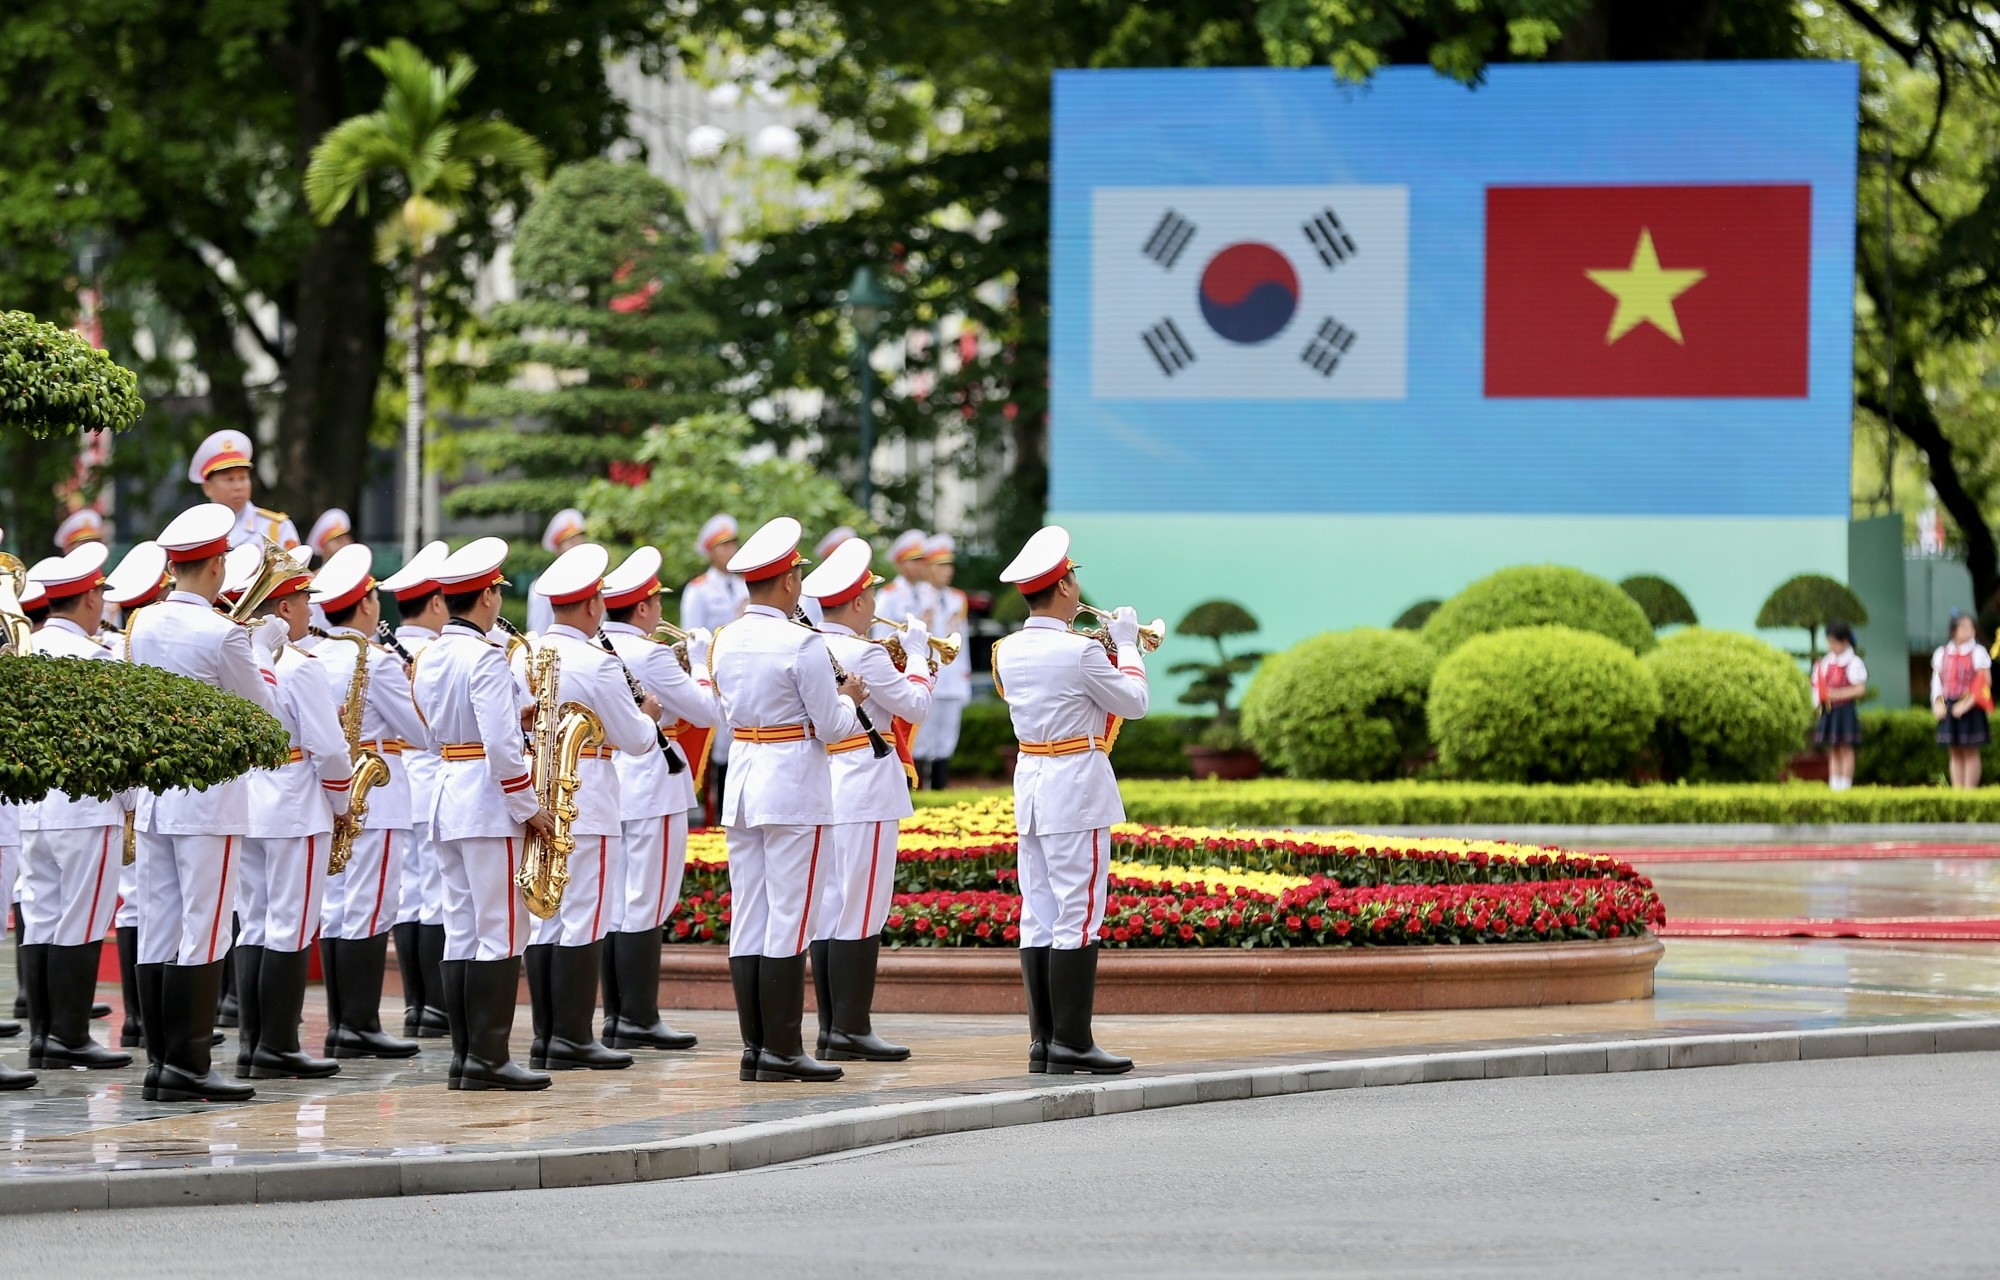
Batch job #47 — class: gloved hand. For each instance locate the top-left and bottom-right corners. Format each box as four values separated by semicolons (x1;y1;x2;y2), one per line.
250;618;286;658
1108;605;1141;653
686;626;713;675
902;615;932;663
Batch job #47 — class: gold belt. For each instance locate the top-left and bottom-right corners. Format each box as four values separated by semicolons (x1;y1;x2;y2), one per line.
359;738;408;755
575;745;615;761
439;743;486;761
824;734;873;754
1018;735;1108;757
283;746;304;764
734;724;812;744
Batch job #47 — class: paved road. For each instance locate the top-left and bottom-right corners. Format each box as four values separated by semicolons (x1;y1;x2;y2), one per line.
5;1053;1995;1277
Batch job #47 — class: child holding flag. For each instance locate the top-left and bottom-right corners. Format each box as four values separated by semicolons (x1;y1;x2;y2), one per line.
1811;621;1866;792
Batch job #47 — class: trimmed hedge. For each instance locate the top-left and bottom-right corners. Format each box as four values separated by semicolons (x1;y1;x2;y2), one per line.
1240;628;1435;780
1423;564;1656;655
1429;627;1662;783
1645;629;1813;783
1856;708;2000;786
948;701;1193;778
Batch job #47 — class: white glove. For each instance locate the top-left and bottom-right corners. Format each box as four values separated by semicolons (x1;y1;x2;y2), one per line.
251;618;286;658
685;626;713;675
902;615;932;661
1108;605;1141;652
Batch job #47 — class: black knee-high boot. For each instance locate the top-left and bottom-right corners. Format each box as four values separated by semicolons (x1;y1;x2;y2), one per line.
35;941;132;1069
325;934;419;1058
416;924;449;1035
250;947;338;1079
823;937;908;1062
216;915;241;1027
117;926;143;1047
752;952;841;1082
809;939;833;1058
153;961;255;1102
232;944;266;1076
1044;945;1131;1076
604;930;695;1051
459;957;547;1092
542;942;630;1070
524;943;554;1068
7;906;24;1027
1020;945;1052;1073
19;944;49;1063
392;921;425;1035
729;953;761;1081
440;958;468;1089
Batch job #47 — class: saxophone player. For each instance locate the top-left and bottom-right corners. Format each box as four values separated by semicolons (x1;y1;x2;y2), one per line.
520;545;662;1071
410;538;557;1091
380;541;453;1041
227;544;354;1080
308;545;427;1060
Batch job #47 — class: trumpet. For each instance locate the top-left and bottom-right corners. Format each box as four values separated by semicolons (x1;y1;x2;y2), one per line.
870;615;962;674
1073;603;1165;654
650;621;694;674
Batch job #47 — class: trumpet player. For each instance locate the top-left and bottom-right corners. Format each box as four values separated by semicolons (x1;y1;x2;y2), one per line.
103;540;172;1051
599;546;717;1053
875;530;938;638
683;513;747;824
994;526;1149;1076
229;544;354;1080
521;545;662;1072
801;537;932;1061
914;533;972;790
713;517;867;1082
309;545;426;1061
527;508;589;636
381;542;453;1042
410;538;557;1091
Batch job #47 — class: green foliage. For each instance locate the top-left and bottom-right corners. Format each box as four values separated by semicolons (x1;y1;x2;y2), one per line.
946;703;1192;778
1855;708;2000;787
1756;574;1870;660
1429;626;1662;783
0;657;289;804
1240;628;1436;780
1175;600;1258;639
1643;628;1813;783
0;312;143;438
1167;598;1263;725
1392;599;1441;631
1619;574;1698;629
1423;564;1656;655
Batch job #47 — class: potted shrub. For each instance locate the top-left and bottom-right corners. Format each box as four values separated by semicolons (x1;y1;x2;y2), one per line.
1170;599;1265;780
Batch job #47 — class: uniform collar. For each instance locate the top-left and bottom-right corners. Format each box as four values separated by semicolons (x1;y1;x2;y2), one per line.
397;624;438;641
546;623;589;643
166;590;212;608
602;620;643;636
744;604;788;620
1024;616;1066;631
820;621;856;637
326;624;366;639
43;617;92;640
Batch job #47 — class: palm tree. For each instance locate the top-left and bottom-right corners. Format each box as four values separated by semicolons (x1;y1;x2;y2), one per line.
303;39;546;558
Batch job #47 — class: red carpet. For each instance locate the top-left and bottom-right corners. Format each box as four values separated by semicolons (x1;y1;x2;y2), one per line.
1661;917;2000;941
1614;844;2000;864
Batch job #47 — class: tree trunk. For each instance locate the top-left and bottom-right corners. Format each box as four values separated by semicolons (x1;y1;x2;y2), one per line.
404;265;427;560
1859;383;2000;614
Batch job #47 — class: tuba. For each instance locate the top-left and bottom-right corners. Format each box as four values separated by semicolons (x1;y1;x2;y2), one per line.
319;633;391;875
516;644;605;919
228;537;309;627
0;553;35;656
650;621;694;674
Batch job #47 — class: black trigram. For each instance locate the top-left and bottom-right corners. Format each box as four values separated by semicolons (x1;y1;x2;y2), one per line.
1301;318;1355;377
1141;209;1197;269
1303;208;1357;269
1141;318;1197;376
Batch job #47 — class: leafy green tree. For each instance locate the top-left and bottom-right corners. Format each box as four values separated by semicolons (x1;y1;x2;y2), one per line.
1757;574;1869;662
1168;600;1264;748
1619;575;1698;630
0;312;143;438
1392;599;1442;631
446;161;725;534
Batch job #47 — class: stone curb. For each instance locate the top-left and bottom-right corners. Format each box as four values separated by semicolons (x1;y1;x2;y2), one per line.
8;1020;1998;1216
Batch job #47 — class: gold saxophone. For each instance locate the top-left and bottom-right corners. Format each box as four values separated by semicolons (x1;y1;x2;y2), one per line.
322;634;391;875
517;644;604;920
0;552;36;656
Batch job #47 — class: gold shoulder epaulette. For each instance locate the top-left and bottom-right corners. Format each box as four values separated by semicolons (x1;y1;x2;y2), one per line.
256;506;289;521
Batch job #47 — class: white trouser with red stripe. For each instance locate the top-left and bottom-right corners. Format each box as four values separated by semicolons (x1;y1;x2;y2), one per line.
0;842;17;940
724;823;828;959
528;831;613;948
615;813;690;935
321;827;406;940
435;836;529;962
815;820;899;941
114;851;139;930
19;826;121;946
238;835;329;953
1015;827;1110;951
134;832;240;966
396;822;442;927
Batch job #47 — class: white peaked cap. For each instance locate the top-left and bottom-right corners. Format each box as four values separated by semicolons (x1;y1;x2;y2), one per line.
800;537;880;605
603;546;668;609
540;508;587;554
307;508;352;559
727;517;806;582
696;513;739;557
53;508;106;551
105;542;170;608
999;526;1075;593
379;540;451;600
157;503;236;563
187;429;254;484
310;543;378;612
814;525;857;561
434;537;511;592
889;530;929;562
28;542;110;600
533;543;610;605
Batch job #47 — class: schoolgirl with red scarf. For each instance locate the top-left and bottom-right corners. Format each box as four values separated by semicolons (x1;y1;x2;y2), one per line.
1931;611;1993;790
1810;621;1867;792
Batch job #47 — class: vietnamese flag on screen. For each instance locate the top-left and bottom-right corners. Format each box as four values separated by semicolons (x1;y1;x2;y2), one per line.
1484;184;1810;397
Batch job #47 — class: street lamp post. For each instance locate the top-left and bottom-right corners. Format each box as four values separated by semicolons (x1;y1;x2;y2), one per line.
843;265;891;514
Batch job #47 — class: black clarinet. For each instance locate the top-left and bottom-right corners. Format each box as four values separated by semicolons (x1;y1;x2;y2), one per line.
376;621;417;668
597;631;686;774
795;609;892;759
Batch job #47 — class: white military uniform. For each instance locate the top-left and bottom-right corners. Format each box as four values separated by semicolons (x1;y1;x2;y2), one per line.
313;627;428;940
19;618;123;947
712;605;863;958
604;621;718;934
817;622;932;939
874;572;938;639
993;617;1149;950
914;582;971;766
395;622;445;928
226;504;300;552
412;622;541;961
241;639;352;953
682;567;747;767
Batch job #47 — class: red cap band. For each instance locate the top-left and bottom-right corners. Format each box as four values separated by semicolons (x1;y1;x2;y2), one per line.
200;450;250;478
817;568;873;609
441;566;505;594
319;574;375;614
701;527;736;552
167;537;229;564
267;574;312;601
602;577;660;610
742;549;802;583
545;579;602;607
391;579;439;603
40;571;105;600
1016;557;1073;595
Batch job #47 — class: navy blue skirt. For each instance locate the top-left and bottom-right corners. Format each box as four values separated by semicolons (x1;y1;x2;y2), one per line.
1939;707;1991;747
1815;703;1861;747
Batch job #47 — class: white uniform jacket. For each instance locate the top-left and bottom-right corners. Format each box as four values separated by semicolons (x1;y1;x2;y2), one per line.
23;618;123;830
874;577;939;639
709;605;864;828
533;625;660;837
411;624;540;841
248;644;353;838
227;503;301;551
127;592;282;836
680;569;746;633
993;617;1149;836
931;586;973;702
603;620;718;821
395;625;441;828
310;626;428;828
821;624;933;822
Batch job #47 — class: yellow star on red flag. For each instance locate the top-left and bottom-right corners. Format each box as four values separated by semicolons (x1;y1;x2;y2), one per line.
1585;229;1707;344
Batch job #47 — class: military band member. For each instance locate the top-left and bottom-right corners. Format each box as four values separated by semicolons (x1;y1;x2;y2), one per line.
0;807;28;1089
309;544;426;1060
683;513;747;822
128;503;282;1102
914;532;971;790
53;507;107;553
227;544;356;1079
17;546;130;1072
526;508;589;637
994;526;1148;1076
382;541;453;1039
801;537;932;1061
797;526;856;629
875;529;938;636
103;540;172;1048
188;429;301;551
599;546;717;1052
305;509;355;634
712;517;866;1082
410;538;557;1091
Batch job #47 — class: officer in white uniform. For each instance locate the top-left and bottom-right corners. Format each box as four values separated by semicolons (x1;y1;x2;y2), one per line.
53;507;106;554
127;503;282;1103
598;547;717;1051
304;509;354;635
802;537;934;1061
994;526;1148;1076
682;513;747;821
796;526;854;630
17;546;130;1071
308;544;428;1060
187;429;301;552
227;544;355;1079
914;532;972;790
874;529;938;638
525;508;588;636
711;517;866;1083
102;540;172;1050
382;541;452;1039
409;538;556;1091
0;794;27;1089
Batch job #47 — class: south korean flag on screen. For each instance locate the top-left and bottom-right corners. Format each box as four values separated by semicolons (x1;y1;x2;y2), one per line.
1091;186;1408;400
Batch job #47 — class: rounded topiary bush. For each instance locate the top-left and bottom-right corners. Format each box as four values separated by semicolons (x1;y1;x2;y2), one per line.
1423;565;1656;655
1241;628;1437;780
1429;626;1662;782
1643;628;1813;782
